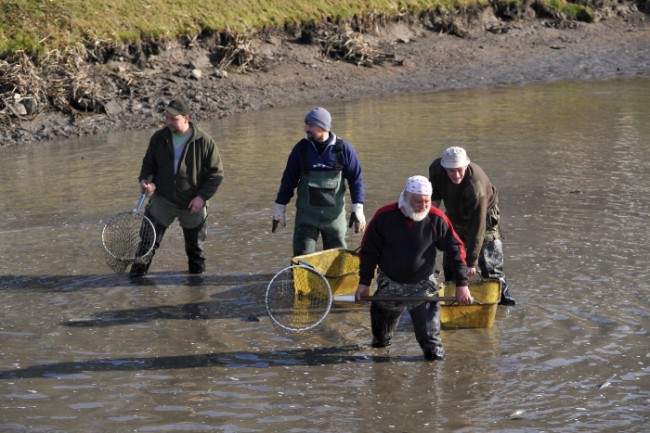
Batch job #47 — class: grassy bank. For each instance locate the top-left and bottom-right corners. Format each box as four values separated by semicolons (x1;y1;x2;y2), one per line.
1;0;598;60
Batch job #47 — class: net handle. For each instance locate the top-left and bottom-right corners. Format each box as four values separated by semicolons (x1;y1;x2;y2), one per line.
134;192;147;213
333;295;458;303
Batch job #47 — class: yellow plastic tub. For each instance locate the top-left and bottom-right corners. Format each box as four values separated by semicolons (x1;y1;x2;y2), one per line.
291;248;360;296
438;279;501;329
290;248;500;329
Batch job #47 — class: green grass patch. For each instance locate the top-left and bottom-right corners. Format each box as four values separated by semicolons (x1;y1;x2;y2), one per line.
546;0;595;21
0;0;588;60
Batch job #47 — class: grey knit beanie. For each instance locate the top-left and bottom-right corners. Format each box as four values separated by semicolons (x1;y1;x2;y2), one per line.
304;107;332;131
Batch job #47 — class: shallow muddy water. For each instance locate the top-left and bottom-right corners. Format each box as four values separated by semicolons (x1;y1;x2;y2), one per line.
1;77;649;432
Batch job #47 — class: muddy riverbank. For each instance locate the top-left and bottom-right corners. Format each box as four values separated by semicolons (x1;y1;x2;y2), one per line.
1;3;648;147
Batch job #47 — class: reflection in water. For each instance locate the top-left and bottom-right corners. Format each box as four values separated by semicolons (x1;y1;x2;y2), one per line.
1;78;649;432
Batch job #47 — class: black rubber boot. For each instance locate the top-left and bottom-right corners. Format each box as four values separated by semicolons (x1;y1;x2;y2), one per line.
370;302;402;348
423;347;446;361
129;262;149;279
183;218;207;274
130;215;167;280
499;282;516;306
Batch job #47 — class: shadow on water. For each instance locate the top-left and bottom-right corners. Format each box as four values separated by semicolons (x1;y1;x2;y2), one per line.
0;344;427;380
0;271;275;292
0;270;359;329
57;299;418;331
59;282;273;327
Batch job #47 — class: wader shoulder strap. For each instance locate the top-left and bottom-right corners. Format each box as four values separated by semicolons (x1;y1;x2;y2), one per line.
333;138;344;170
299;139;310;174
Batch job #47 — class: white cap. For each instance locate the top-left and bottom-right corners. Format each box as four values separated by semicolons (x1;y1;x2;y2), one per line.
404;175;432;195
440;146;471;169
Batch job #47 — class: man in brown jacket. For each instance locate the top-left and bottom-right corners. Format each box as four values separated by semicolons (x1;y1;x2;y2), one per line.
428;146;515;305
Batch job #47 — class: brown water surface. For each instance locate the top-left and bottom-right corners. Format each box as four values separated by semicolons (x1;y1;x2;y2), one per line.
1;78;649;432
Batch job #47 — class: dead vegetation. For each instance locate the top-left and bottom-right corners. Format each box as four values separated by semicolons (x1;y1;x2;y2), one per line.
0;5;456;128
0;46;118;125
317;28;397;67
0;16;404;127
210;32;262;73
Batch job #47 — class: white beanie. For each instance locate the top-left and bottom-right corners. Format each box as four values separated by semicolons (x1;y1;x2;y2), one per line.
404;175;432;195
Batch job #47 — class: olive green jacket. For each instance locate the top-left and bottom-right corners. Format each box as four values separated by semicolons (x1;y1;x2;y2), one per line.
139;122;224;208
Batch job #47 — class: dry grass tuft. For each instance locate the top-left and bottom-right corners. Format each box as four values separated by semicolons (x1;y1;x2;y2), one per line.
318;28;394;67
212;32;261;73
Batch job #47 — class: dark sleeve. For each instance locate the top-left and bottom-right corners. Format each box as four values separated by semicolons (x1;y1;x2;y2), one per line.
432;209;468;286
275;142;303;205
357;211;383;286
428;158;443;202
342;141;365;204
198;139;224;201
462;180;488;267
139;132;160;183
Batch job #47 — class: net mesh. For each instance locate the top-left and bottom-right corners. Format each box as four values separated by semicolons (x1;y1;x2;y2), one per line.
265;265;333;331
101;212;155;273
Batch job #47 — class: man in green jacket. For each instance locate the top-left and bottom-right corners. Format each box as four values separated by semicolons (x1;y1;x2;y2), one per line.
130;99;224;279
428;146;515;305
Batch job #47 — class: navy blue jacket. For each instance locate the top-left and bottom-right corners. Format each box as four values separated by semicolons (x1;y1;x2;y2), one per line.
275;133;364;205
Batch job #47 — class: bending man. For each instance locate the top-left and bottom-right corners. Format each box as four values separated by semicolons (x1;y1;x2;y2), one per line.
428;146;515;305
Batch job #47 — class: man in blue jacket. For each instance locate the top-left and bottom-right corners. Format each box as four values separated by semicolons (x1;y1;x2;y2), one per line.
273;107;366;256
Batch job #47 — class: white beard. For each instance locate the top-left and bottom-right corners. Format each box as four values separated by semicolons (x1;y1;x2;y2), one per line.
398;191;429;222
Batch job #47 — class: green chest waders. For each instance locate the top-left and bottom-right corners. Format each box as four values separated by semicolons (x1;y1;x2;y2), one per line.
294;169;348;254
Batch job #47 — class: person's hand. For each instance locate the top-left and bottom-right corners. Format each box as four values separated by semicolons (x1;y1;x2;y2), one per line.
188;196;205;214
355;284;370;302
455;284;473;306
467;267;478;278
349;203;366;233
140;180;154;196
273;203;286;230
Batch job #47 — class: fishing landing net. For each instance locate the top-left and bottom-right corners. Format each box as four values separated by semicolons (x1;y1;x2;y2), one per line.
101;194;156;273
265;264;333;332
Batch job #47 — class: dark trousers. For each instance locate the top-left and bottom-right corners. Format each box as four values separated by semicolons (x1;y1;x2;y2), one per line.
132;210;206;275
369;271;445;360
183;220;207;273
292;220;346;257
371;300;444;359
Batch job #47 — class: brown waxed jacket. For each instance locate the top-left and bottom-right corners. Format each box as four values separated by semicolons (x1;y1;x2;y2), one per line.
429;159;499;268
